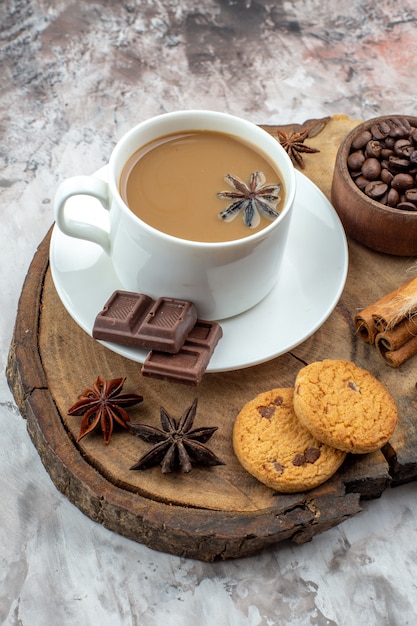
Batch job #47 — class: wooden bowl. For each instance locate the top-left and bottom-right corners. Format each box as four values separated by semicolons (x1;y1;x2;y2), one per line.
331;115;417;256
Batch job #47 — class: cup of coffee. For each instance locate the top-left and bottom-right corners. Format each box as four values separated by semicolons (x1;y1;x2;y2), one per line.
54;110;296;319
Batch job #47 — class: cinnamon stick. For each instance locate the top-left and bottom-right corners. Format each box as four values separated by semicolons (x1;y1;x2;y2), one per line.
354;276;417;343
375;315;417;353
354;308;379;344
375;333;417;368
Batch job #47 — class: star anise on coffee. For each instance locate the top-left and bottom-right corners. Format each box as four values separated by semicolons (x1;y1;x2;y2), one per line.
277;128;319;169
217;171;281;228
127;398;224;473
68;376;143;444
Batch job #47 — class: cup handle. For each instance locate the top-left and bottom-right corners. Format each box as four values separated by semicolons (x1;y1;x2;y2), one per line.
54;175;111;254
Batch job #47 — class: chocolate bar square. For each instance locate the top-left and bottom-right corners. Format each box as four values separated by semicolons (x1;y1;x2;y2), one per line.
141;320;223;385
138;297;198;353
93;291;154;339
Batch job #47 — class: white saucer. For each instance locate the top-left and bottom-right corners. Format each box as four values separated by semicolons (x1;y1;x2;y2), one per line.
50;167;348;372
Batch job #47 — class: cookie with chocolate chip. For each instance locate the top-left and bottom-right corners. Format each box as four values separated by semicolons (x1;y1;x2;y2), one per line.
232;388;346;493
293;359;398;454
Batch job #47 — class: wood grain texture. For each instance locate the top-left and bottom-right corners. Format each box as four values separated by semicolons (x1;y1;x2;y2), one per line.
7;116;417;561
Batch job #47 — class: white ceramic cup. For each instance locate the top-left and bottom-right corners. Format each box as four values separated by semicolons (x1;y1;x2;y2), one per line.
54;110;296;320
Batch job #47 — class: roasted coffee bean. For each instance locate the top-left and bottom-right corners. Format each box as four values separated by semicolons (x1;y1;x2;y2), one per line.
348;150;366;170
371;121;390;139
381;148;395;159
387;188;400;207
354;175;370;191
402;117;413;131
396;146;415;159
388;117;411;137
410;150;417;165
397;201;417;211
362;157;381;180
364;180;387;199
352;130;372;150
365;140;382;158
405;188;417;203
381;169;394;184
388;156;412;172
391;173;415;190
394;139;414;157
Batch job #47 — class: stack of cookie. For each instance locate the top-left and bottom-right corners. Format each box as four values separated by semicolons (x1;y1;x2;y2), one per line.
233;359;398;493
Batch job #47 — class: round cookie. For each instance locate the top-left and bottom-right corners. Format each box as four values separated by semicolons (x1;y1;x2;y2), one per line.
232;388;346;493
293;359;398;454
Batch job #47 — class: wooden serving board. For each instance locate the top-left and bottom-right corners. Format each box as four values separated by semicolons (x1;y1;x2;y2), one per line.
7;116;417;561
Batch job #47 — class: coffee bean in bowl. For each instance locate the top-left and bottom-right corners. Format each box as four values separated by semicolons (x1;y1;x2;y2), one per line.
331;115;417;256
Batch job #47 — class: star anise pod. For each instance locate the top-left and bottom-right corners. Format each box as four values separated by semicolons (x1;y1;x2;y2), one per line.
127;398;224;473
68;376;143;444
217;170;281;228
277;128;319;169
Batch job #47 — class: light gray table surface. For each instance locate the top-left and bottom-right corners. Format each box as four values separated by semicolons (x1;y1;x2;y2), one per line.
1;1;417;624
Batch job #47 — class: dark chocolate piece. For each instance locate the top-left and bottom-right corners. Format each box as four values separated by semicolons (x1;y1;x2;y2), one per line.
93;291;197;353
92;291;154;342
138;297;198;353
185;320;222;348
141;320;223;385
